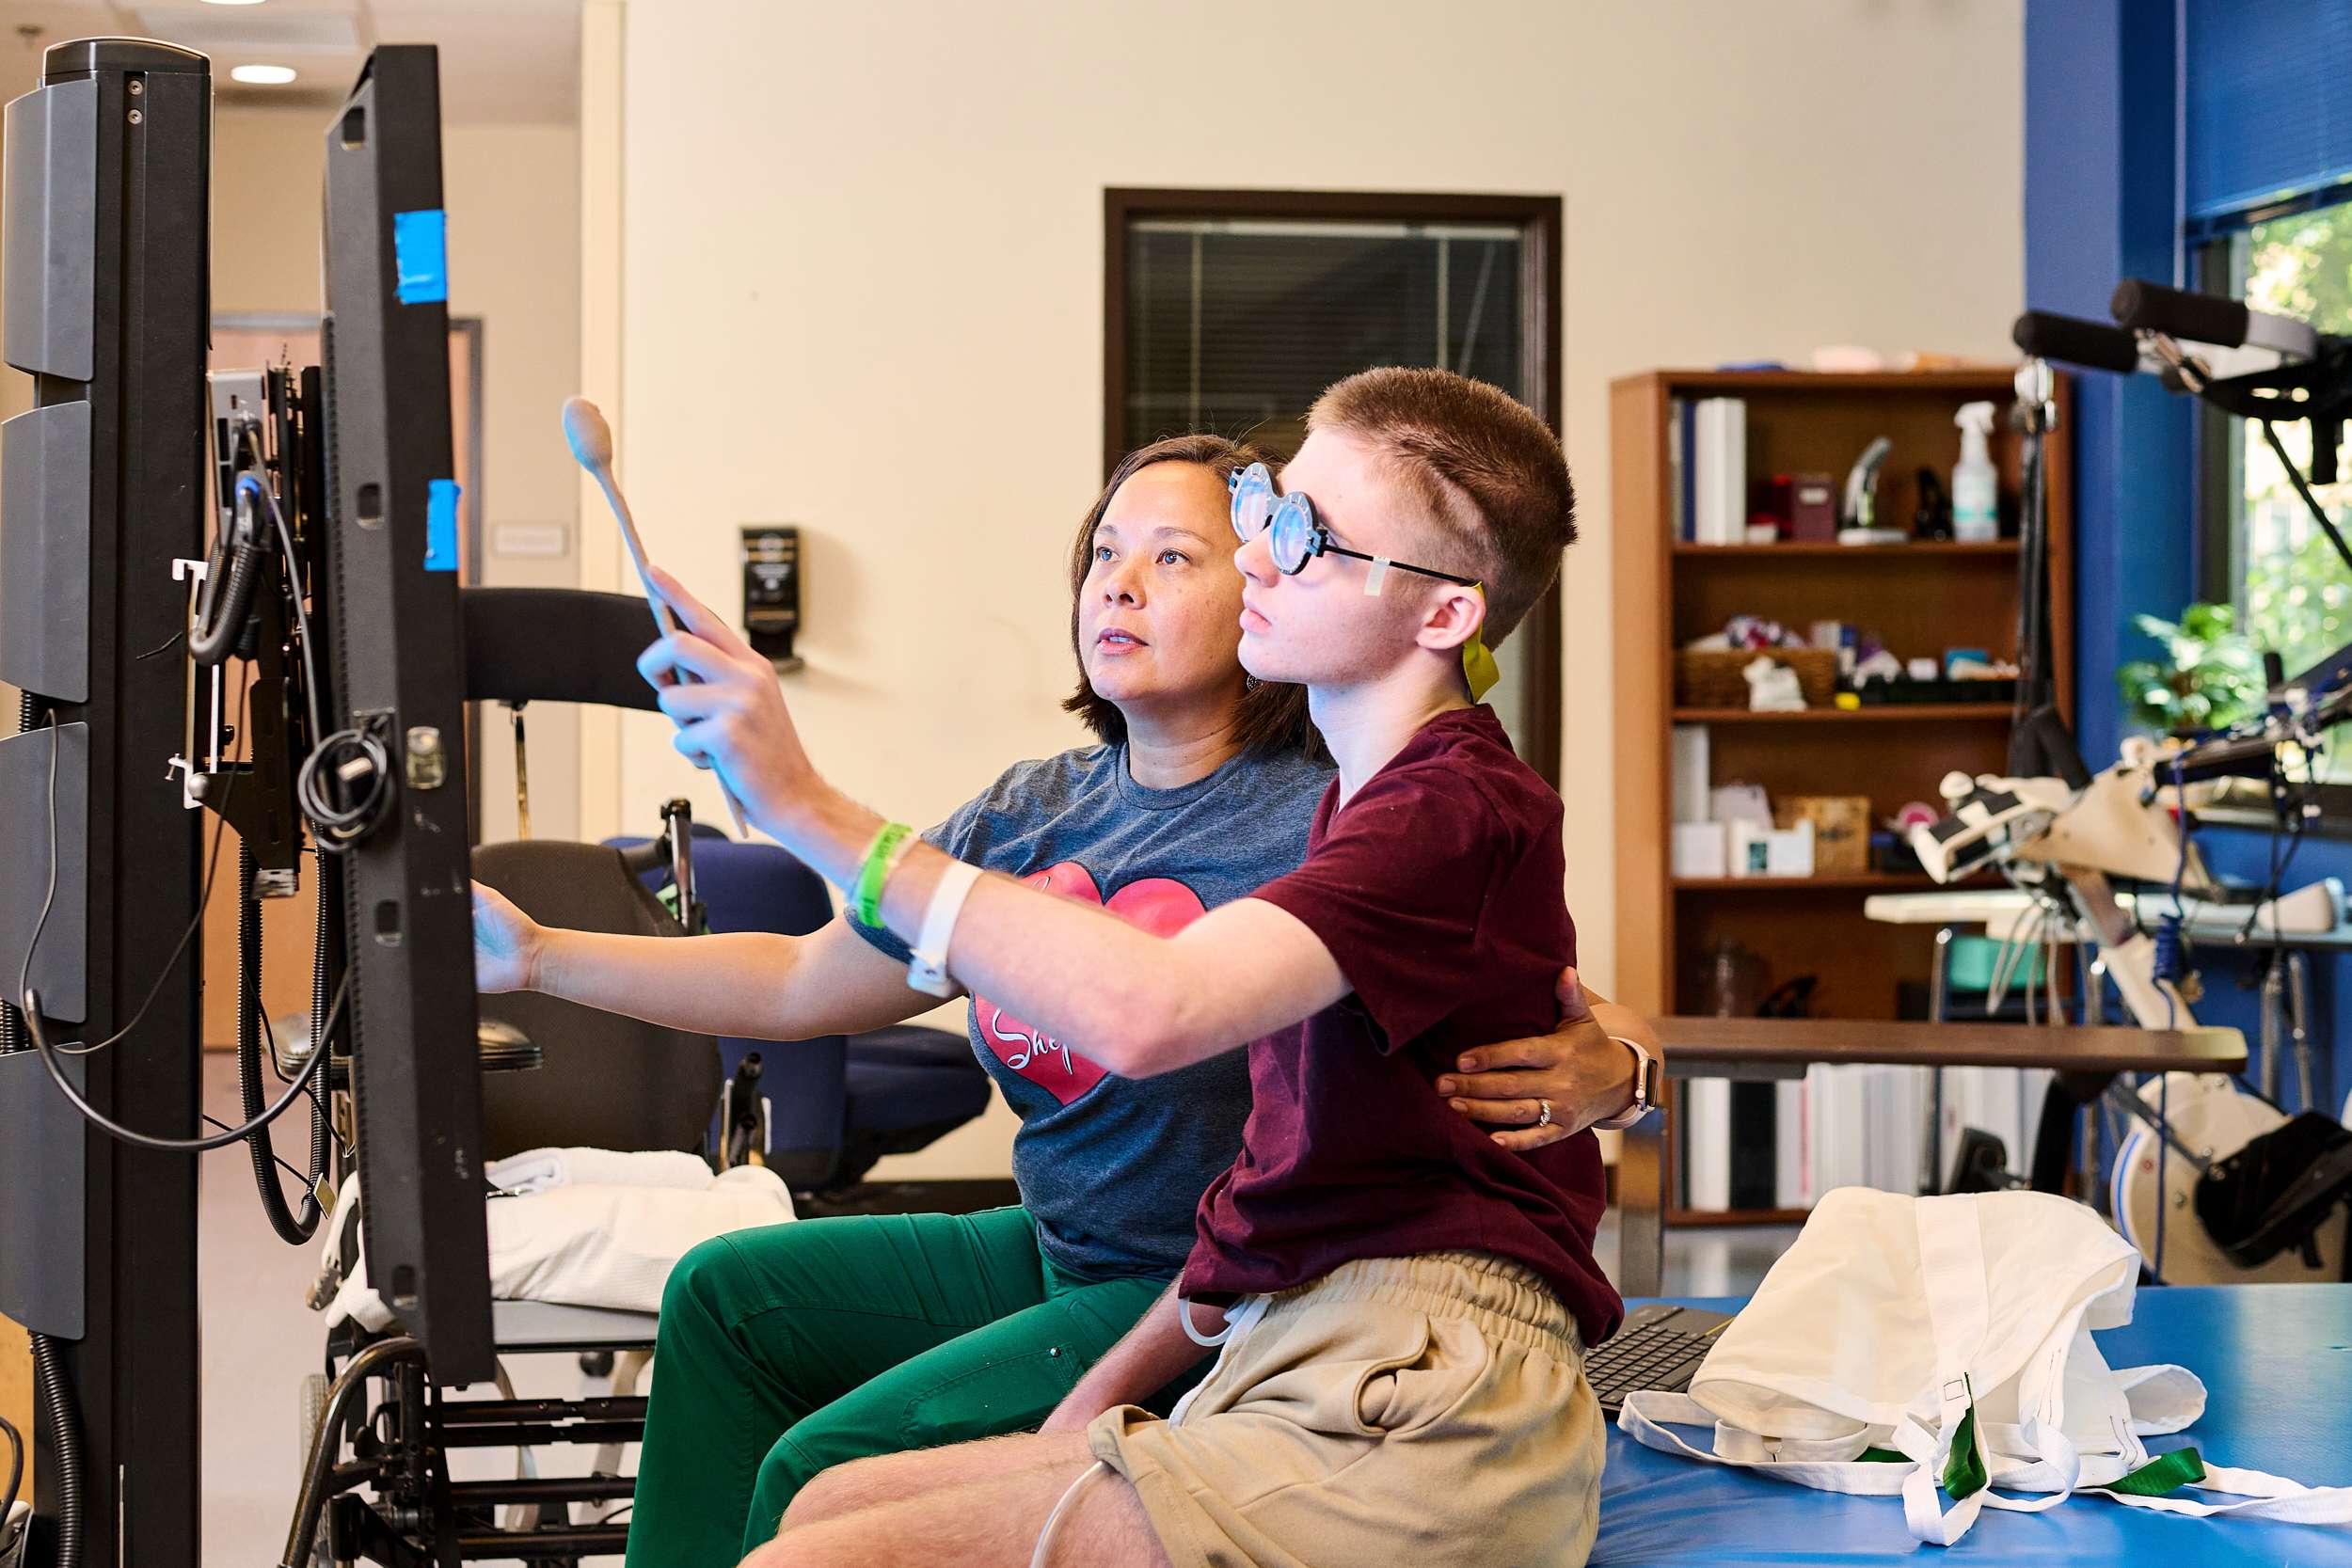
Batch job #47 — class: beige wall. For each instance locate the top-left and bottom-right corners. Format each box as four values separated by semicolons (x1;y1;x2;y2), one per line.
601;0;2025;1175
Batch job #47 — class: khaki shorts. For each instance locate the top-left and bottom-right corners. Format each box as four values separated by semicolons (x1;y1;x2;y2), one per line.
1085;1251;1605;1568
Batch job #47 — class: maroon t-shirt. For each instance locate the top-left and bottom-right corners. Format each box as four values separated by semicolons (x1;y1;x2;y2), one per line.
1178;705;1624;1348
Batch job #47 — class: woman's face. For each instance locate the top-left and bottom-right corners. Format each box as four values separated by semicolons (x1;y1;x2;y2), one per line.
1077;462;1248;724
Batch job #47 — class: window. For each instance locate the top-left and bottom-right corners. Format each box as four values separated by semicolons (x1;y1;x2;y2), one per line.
2222;202;2352;680
1104;190;1562;784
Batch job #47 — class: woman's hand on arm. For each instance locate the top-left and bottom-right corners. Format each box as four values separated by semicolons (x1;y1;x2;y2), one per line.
1040;1285;1208;1434
475;890;940;1041
1437;966;1661;1152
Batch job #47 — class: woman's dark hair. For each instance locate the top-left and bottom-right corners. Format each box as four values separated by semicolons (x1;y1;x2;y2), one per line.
1061;434;1318;757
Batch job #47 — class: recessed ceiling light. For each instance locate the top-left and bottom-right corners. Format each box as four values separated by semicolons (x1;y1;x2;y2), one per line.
230;64;298;85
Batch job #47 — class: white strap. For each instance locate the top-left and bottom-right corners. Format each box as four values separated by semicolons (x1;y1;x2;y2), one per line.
2089;1463;2352;1523
1905;1196;1994;1544
1030;1460;1105;1568
1618;1393;1915;1497
1361;558;1391;595
1175;1292;1264;1350
908;860;983;996
1623;1386;2352;1528
1167;1294;1268;1428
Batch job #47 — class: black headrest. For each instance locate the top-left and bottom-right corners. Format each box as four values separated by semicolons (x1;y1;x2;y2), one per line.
462;587;666;711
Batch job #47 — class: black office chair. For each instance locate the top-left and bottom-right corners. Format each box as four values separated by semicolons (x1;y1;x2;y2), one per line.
472;829;717;1163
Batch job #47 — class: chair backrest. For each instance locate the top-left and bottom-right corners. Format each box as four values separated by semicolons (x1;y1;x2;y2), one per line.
464;587;668;710
610;826;850;1186
472;838;721;1160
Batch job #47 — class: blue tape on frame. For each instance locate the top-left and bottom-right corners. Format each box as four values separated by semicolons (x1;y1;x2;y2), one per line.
425;479;461;572
392;208;449;305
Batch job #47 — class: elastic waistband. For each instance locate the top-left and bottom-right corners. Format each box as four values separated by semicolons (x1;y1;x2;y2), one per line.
1262;1251;1580;1357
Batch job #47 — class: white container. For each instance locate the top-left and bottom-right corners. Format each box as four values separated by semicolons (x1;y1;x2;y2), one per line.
1952;401;1998;543
1673;821;1729;879
1728;818;1815;878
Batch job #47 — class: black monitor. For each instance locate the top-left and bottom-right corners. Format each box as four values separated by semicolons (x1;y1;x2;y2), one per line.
317;42;493;1383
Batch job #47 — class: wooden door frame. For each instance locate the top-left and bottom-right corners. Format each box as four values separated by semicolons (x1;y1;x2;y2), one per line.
1100;188;1564;786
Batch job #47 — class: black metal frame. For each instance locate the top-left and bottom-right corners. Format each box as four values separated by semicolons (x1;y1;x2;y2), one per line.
318;43;496;1382
0;38;213;1565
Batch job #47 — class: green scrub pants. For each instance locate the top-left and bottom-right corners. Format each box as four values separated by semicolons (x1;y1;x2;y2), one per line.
622;1205;1193;1566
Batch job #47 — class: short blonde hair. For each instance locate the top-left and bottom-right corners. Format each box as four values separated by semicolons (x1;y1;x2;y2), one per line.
1307;368;1575;647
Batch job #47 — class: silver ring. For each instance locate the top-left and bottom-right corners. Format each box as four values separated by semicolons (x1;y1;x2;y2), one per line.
1536;1099;1552;1129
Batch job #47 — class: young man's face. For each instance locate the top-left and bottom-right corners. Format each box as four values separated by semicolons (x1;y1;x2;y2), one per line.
1233;429;1449;690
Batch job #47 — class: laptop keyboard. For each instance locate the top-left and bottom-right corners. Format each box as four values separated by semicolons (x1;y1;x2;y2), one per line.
1585;1318;1719;1409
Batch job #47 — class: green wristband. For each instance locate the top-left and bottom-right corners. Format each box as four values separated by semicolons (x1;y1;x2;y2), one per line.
853;821;914;928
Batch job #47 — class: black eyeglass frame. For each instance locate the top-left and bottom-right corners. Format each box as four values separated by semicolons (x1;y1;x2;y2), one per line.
1229;467;1481;588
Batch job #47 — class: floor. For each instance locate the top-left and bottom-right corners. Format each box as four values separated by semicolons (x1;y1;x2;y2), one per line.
197;1052;1801;1564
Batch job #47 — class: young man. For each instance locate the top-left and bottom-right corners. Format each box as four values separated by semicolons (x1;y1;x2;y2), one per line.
640;367;1643;1568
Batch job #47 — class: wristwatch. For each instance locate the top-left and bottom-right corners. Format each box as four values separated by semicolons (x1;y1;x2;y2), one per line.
1588;1035;1660;1132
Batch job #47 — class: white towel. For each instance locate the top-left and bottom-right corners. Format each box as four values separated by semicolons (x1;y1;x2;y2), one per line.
319;1164;796;1328
485;1146;714;1196
485;1166;795;1312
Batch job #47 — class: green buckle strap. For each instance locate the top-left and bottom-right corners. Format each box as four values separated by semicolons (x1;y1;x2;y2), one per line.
2107;1447;2207;1497
1942;1393;1990;1500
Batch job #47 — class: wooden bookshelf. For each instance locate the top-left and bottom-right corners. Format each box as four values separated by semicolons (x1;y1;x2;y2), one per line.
1609;367;2074;1225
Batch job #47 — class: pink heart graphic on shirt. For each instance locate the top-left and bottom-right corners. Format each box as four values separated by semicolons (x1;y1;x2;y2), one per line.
972;863;1208;1105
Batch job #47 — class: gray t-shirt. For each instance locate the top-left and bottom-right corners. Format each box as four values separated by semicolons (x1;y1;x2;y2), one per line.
853;741;1334;1281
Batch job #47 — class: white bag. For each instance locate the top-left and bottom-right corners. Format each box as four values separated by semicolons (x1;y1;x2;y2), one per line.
1618;1187;2352;1544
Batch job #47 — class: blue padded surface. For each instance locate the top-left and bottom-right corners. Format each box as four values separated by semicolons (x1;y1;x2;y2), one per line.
1595;1284;2352;1565
846;1025;991;1133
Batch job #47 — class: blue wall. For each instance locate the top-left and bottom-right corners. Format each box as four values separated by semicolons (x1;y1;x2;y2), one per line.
2026;0;2342;1116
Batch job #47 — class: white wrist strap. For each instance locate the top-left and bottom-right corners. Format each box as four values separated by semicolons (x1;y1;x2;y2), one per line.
908;860;983;996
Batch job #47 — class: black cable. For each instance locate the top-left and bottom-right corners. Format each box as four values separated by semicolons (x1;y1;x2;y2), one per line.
2260;418;2352;578
29;1331;80;1568
29;670;248;1060
132;626;184;663
19;693;350;1151
0;698;38;1056
239;842;323;1243
186;500;263;667
243;472;393;853
0;1410;20;1530
25;977;344;1155
201;1114;323;1189
296;727;393;851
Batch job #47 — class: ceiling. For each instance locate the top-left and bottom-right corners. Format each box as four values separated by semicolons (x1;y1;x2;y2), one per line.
3;0;580;123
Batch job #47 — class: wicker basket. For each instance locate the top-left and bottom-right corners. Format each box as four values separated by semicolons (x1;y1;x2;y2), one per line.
1674;646;1838;708
1778;795;1872;873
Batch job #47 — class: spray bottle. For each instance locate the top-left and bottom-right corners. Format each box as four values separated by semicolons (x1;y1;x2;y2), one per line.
1952;402;1998;543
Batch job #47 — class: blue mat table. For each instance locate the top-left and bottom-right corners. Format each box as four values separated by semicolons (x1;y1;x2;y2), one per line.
1593;1283;2352;1566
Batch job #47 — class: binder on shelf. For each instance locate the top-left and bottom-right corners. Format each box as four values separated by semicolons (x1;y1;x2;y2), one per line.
1669;397;1688;543
1727;1082;1777;1211
1689;397;1749;545
1671;725;1710;823
1774;1074;1812;1209
1685;1077;1732;1210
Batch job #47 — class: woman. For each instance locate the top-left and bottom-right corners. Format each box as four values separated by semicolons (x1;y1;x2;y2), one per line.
472;435;1655;1567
